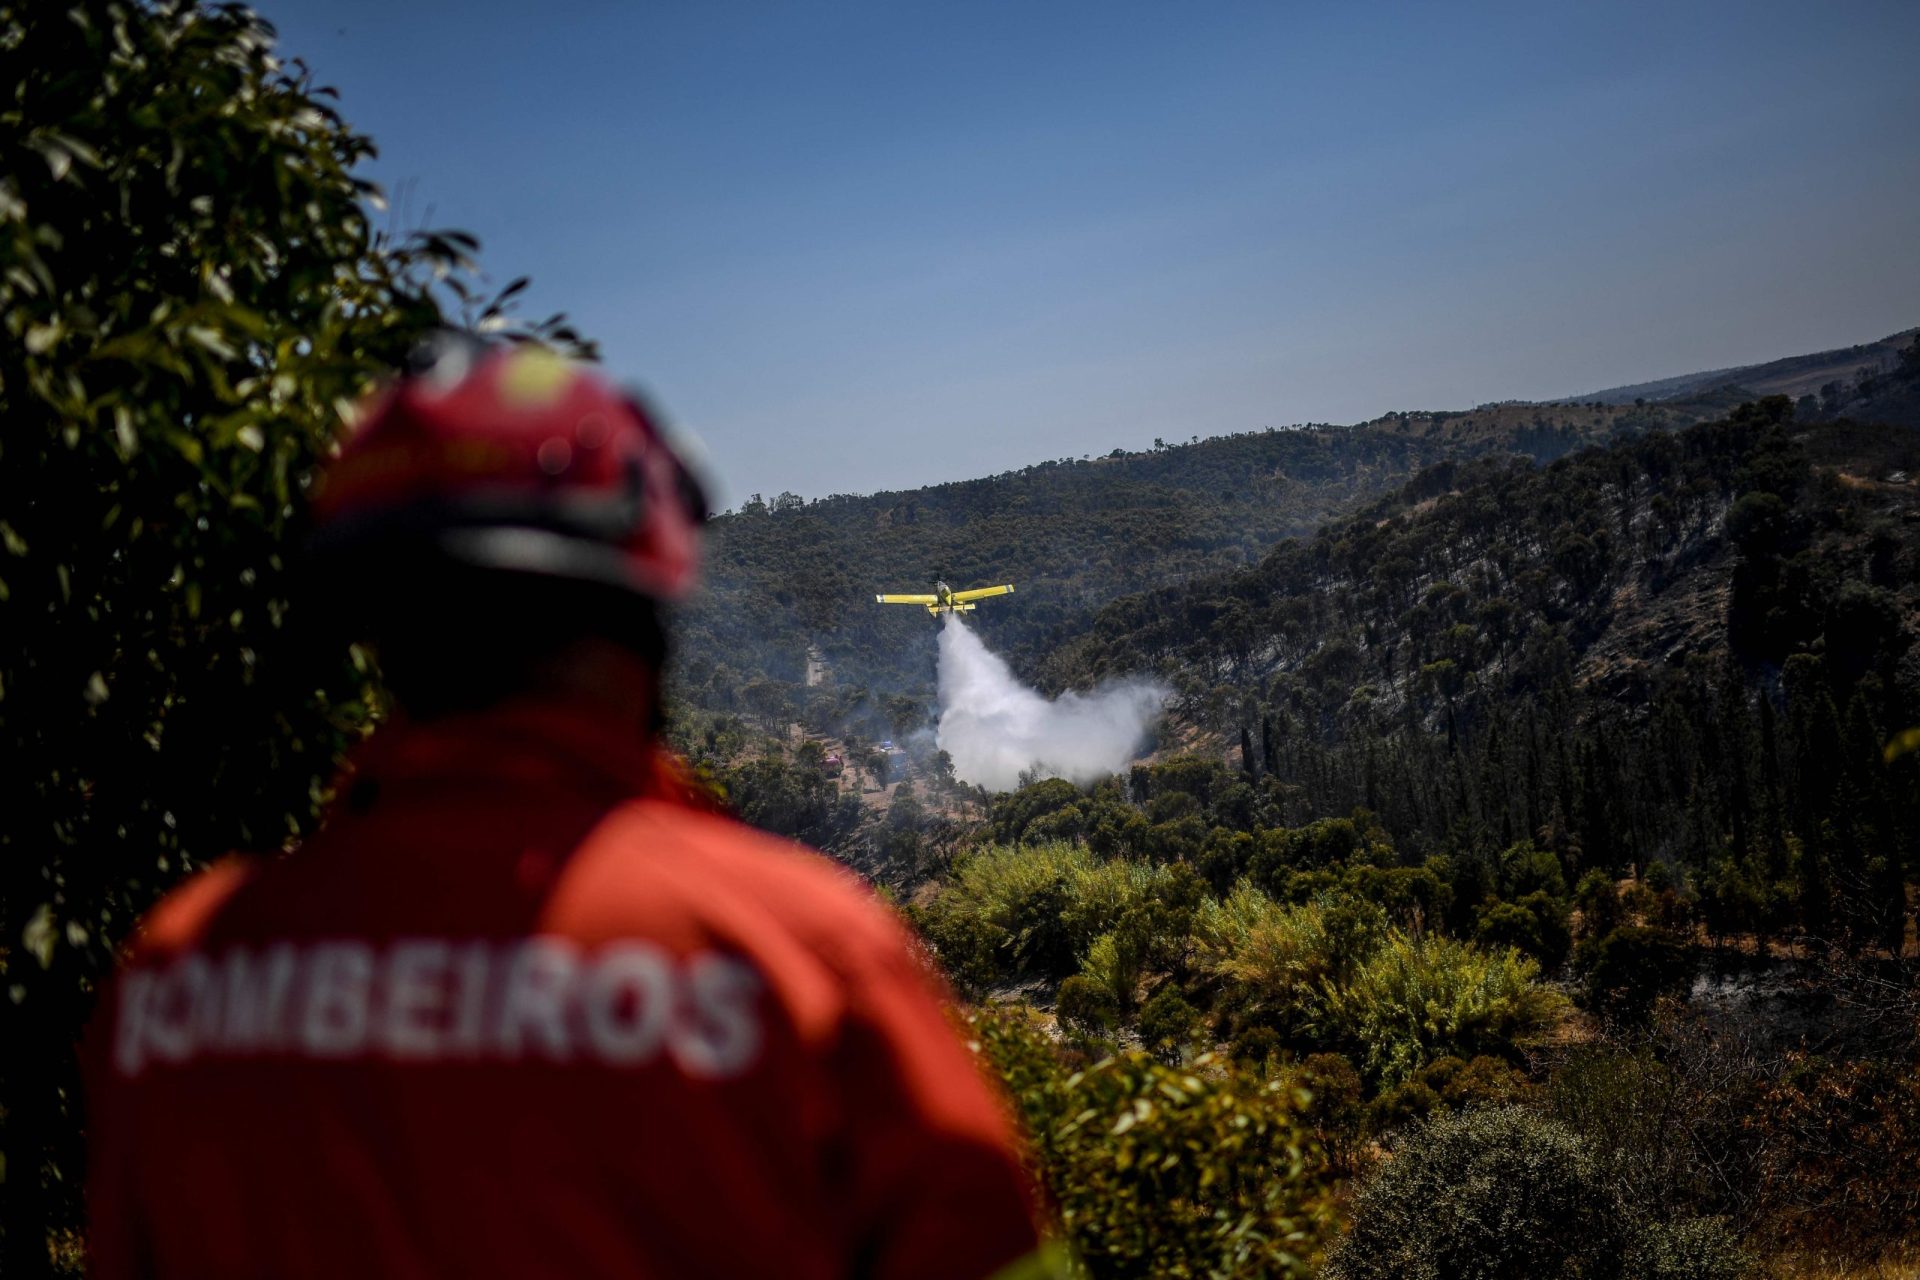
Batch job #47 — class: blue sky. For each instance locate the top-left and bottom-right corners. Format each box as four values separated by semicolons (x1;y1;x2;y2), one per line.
266;1;1920;506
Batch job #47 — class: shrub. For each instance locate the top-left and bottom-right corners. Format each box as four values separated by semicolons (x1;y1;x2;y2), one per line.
1079;930;1147;1010
1497;841;1568;899
1546;1048;1700;1215
1474;890;1572;972
1429;1055;1532;1109
1575;868;1625;939
1229;1024;1283;1066
1136;987;1204;1061
969;1008;1335;1279
1193;885;1342;1035
1324;1107;1625;1280
1626;1217;1751;1280
1582;926;1692;1025
906;902;1003;998
1056;975;1120;1036
1343;862;1453;930
916;843;1072;983
1370;1055;1532;1134
1059;857;1176;958
1321;934;1564;1086
1746;1053;1920;1263
918;844;1174;988
1286;1052;1366;1174
1367;1079;1441;1133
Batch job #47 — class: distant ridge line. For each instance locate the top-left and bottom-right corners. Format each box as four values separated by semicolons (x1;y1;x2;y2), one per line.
1547;326;1917;406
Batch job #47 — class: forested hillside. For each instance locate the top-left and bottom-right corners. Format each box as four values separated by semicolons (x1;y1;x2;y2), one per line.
1042;391;1917;920
672;396;1715;738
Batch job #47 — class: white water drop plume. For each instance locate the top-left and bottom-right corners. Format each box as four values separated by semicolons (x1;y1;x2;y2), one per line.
934;614;1169;792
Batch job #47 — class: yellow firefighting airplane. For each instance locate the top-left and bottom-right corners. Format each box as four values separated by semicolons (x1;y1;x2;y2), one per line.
874;581;1015;616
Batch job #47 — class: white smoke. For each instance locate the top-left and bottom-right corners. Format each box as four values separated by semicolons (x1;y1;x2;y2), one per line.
935;614;1169;792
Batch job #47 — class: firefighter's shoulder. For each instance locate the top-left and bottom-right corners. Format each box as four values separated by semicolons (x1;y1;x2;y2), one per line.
553;797;915;976
124;857;260;961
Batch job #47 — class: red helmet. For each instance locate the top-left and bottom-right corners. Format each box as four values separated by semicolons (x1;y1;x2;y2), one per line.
310;339;706;602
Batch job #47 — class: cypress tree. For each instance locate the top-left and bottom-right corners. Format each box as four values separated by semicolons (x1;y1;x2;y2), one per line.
1757;692;1789;880
1720;669;1756;863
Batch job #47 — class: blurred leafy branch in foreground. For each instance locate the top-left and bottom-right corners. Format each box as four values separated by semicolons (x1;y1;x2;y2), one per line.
0;1;583;1268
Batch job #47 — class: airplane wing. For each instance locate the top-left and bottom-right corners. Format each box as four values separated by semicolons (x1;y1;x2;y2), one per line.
951;584;1015;603
875;593;939;605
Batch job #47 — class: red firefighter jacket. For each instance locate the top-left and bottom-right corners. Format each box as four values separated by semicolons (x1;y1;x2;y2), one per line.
84;699;1042;1279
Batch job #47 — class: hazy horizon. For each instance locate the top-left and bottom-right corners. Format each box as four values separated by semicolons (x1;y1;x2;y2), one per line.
266;0;1920;506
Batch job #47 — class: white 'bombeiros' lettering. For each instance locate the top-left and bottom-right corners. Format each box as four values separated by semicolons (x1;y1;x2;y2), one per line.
581;942;674;1064
220;945;296;1050
301;943;374;1057
673;955;764;1078
496;938;579;1061
448;941;492;1055
381;940;450;1058
112;938;768;1080
147;955;210;1064
113;970;155;1076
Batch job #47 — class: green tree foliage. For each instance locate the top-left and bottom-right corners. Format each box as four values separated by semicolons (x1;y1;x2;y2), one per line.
1628;1218;1751;1280
911;843;1175;993
1473;891;1571;972
1188;880;1562;1086
1325;1107;1626;1280
715;752;865;850
970;1008;1334;1279
1325;1104;1749;1280
1575;868;1626;939
1055;974;1120;1037
1369;1054;1533;1131
0;3;582;1263
1320;933;1563;1087
1283;1052;1366;1175
989;776;1091;843
1135;986;1204;1062
1581;926;1692;1026
1192;887;1372;1039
